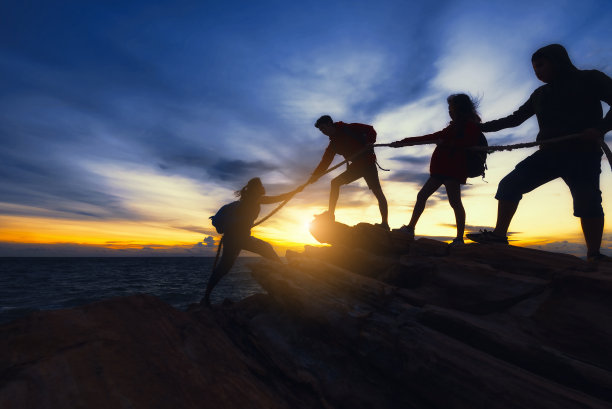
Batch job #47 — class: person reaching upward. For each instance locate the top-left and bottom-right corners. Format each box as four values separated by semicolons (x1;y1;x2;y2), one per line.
203;177;298;306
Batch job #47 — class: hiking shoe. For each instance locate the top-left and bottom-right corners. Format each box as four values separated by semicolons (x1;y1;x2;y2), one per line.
375;222;390;231
398;225;415;240
587;253;612;263
466;229;508;244
449;237;464;247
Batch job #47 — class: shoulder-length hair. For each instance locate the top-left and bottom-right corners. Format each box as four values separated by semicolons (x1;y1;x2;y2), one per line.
447;93;481;123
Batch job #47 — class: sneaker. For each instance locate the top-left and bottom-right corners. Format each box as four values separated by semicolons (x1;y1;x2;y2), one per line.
449;237;464;247
398;225;415;240
587;253;612;263
375;222;390;231
466;229;508;244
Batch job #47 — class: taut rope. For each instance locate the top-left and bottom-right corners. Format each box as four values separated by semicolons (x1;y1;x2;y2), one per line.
253;133;612;230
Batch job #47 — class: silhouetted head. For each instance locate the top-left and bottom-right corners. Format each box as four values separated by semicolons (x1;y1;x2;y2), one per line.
447;93;481;123
315;115;336;137
531;44;577;83
236;177;265;201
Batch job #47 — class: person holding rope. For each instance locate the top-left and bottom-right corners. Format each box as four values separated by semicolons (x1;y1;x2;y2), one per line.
308;115;390;230
390;94;484;245
467;44;612;262
203;177;299;306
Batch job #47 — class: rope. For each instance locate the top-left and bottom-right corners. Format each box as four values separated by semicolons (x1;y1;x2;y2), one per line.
253;133;611;227
212;236;223;270
471;133;583;152
253;181;309;226
393;133;612;171
253;143;380;226
600;138;612;171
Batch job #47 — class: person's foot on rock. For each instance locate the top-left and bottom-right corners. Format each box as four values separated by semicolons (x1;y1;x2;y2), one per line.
466;230;508;244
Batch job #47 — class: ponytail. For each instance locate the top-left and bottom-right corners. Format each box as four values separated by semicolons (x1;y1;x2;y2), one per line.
235;177;264;201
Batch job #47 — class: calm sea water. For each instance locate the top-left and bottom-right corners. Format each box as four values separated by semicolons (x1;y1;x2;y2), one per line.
0;257;265;325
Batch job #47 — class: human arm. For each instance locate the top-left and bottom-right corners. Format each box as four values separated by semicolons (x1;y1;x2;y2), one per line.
259;183;306;204
594;70;612;135
480;97;535;133
307;145;335;183
579;70;612;142
389;127;448;147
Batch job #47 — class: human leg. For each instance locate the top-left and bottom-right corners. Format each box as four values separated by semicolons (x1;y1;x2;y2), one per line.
328;177;341;217
242;236;282;262
493;200;520;237
408;177;443;229
444;179;465;239
563;151;604;258
203;237;241;306
468;150;557;243
328;164;364;219
581;216;604;258
363;165;389;227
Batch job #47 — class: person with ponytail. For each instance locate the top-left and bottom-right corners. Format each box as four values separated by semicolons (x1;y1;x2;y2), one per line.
390;93;484;245
203;177;298;306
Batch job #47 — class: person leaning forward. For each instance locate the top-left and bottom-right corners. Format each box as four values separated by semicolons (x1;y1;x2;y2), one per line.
308;115;389;230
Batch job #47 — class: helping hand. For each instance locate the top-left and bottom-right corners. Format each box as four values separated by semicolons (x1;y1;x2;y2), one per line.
389;141;405;148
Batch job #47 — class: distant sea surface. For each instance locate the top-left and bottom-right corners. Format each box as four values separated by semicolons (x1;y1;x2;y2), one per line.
0;257;265;325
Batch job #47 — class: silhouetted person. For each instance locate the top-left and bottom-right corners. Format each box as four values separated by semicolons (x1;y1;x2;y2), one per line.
203;177;298;306
390;94;484;245
467;44;612;262
309;115;389;230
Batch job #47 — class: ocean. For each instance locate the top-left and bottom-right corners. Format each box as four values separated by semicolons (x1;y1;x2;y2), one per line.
0;257;265;325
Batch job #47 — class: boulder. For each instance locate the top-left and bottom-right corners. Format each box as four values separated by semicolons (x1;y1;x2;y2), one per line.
2;217;612;408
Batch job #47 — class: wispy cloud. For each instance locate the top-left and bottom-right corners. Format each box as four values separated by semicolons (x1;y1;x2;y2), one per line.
0;0;610;255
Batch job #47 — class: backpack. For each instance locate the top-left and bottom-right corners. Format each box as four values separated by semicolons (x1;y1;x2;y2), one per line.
209;201;241;234
341;123;377;145
466;133;488;178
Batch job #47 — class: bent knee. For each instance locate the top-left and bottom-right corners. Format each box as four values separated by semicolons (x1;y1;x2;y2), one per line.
448;198;463;209
496;175;523;202
330;178;343;189
416;190;430;203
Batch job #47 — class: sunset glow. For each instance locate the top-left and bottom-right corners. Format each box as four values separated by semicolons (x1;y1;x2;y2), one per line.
0;0;610;257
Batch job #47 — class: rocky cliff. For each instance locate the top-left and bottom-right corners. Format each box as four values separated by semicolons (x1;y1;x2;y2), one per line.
2;218;612;408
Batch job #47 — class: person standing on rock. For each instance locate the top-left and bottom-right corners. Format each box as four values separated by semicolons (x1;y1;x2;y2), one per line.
389;93;484;246
466;44;612;262
308;115;390;230
203;177;299;306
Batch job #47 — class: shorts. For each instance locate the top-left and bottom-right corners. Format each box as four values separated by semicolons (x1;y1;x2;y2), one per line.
333;161;382;191
495;149;603;218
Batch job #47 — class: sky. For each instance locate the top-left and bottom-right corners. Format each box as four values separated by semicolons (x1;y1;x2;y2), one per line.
0;0;611;257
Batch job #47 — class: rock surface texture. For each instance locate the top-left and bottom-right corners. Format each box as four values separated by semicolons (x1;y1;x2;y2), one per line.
2;219;612;408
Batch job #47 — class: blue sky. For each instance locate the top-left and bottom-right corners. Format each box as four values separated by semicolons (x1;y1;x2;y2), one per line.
1;0;611;256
